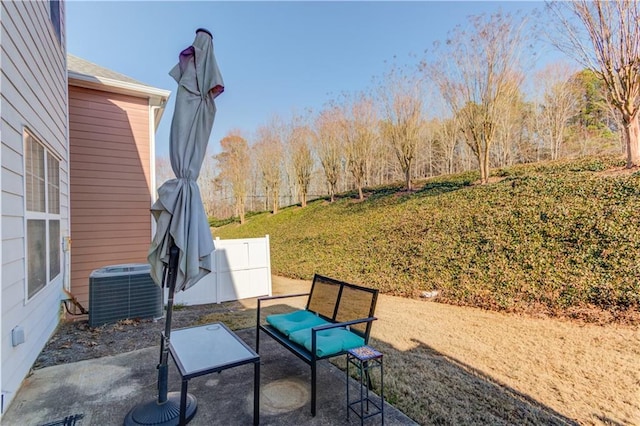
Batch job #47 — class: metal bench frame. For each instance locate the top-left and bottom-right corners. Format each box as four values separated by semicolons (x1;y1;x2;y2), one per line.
256;274;378;416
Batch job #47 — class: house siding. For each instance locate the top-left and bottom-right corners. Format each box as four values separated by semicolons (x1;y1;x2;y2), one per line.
68;86;152;310
1;0;68;414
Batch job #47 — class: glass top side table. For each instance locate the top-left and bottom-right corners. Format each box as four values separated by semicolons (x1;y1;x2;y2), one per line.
169;322;260;425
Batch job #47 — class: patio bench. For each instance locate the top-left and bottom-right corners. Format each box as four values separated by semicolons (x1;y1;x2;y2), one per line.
256;274;379;416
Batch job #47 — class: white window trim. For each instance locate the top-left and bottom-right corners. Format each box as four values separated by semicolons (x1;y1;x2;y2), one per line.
48;0;62;45
23;128;62;302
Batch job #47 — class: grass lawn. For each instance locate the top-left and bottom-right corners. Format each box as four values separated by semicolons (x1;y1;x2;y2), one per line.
201;276;639;425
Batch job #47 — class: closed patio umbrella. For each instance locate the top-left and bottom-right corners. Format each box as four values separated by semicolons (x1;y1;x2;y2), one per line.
125;28;223;425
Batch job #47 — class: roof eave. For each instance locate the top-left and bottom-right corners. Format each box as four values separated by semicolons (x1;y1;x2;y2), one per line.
68;71;171;129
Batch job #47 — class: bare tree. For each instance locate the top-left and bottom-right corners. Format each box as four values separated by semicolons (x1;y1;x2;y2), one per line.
198;155;222;218
414;119;436;179
547;0;640;167
340;93;378;200
215;130;250;223
378;65;424;190
492;84;527;167
210;175;234;219
567;69;620;156
427;94;462;176
288;124;315;207
431;118;459;175
160;154;226;218
247;147;263;213
425;12;528;184
313;107;343;202
533;62;580;160
254;118;284;214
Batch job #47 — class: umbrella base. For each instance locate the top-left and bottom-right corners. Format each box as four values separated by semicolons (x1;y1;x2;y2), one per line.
123;392;197;425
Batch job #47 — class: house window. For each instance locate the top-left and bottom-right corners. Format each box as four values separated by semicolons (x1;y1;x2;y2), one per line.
49;0;62;44
25;130;61;299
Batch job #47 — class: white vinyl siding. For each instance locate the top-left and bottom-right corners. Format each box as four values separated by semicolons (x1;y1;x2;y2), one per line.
1;0;68;415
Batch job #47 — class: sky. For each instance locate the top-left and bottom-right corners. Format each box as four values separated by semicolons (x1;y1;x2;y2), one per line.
66;1;550;159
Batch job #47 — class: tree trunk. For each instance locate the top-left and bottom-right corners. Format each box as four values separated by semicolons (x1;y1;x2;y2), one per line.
405;168;412;191
480;148;490;184
552;135;560;161
272;189;279;214
625;114;640;168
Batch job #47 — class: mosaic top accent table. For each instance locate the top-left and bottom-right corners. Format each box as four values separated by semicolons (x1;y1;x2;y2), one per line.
346;345;384;425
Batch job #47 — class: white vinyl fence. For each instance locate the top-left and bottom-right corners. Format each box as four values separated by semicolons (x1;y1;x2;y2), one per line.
166;235;272;306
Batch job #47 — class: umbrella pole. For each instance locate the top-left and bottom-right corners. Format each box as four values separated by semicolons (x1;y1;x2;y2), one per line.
158;244;179;403
123;244;197;425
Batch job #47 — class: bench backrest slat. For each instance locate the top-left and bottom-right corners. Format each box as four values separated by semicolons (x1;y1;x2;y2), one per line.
307;274;379;340
335;283;378;336
306;275;342;320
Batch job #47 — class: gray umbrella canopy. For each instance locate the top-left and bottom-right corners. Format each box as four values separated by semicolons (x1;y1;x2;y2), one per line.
148;29;224;292
125;29;224;426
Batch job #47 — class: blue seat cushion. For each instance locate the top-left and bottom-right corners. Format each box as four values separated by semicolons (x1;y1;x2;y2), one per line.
288;327;365;358
266;310;329;336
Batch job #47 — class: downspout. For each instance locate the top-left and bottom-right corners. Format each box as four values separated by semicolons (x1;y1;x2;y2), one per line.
149;105;159;239
62;57;86;317
148;96;168;237
149;102;164;313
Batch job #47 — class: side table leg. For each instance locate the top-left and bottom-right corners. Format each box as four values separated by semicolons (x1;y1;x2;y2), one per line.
346;355;350;420
381;357;384;425
364;360;370;413
359;360;364;424
254;360;260;425
180;379;188;425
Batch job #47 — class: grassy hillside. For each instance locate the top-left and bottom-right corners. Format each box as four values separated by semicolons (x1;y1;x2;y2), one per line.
213;156;640;322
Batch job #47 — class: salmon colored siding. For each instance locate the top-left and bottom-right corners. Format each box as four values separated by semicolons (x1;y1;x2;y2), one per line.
69;85;152;309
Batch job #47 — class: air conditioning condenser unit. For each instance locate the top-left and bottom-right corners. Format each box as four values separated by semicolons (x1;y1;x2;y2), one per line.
89;263;162;327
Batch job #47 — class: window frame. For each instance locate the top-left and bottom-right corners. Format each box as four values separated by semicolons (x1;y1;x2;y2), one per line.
49;0;62;45
24;129;62;301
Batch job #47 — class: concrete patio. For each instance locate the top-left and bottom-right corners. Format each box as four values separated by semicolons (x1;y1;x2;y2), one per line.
3;327;416;426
